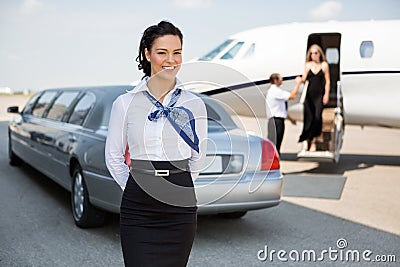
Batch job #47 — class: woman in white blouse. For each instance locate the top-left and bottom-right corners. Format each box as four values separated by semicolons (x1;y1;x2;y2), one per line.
105;21;207;267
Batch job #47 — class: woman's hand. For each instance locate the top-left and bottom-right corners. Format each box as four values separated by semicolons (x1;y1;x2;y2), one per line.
323;94;329;105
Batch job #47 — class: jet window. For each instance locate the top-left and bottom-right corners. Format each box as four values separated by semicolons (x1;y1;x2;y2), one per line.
221;42;244;59
199;39;233;61
243;43;255;59
325;48;339;64
360;41;374;58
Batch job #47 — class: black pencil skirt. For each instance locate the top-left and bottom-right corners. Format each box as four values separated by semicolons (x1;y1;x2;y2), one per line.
120;160;197;267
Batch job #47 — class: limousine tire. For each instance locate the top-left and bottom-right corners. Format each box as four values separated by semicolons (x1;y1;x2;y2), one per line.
71;166;105;228
8;138;23;166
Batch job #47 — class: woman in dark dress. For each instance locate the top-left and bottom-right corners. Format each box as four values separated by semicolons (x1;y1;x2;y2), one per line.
297;44;330;151
105;21;208;267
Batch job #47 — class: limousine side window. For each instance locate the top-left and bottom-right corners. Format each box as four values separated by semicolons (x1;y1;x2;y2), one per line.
46;91;80;121
205;103;221;123
68;93;95;125
32;91;58;117
22;93;41;115
203;99;236;132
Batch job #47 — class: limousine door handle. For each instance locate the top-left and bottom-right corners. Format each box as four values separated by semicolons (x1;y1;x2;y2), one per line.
68;134;77;143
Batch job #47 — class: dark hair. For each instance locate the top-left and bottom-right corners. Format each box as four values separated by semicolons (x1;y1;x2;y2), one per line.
136;21;183;78
269;73;281;85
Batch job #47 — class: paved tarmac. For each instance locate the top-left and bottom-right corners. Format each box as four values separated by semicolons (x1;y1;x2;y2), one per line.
233;115;400;236
2;94;400;235
0;94;399;266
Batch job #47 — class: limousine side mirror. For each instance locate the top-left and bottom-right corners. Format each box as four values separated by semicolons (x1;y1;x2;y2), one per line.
7;106;19;113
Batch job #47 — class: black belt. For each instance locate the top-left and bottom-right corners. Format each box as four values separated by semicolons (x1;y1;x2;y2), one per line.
129;159;189;177
131;168;189;177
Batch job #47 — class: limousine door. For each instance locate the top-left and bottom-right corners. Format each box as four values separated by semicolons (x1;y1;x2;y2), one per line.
44;91;83;188
296;33;344;163
21;91;60;169
8;92;43;167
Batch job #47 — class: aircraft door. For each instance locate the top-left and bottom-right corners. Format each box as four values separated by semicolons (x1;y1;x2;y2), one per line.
297;33;344;163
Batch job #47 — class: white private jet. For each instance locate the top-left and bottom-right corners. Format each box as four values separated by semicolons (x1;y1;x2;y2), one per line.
178;20;400;163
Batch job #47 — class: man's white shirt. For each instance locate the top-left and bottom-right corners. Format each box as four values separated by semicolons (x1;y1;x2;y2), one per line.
266;84;291;119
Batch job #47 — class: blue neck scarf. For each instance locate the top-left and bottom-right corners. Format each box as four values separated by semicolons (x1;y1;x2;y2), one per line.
143;89;200;153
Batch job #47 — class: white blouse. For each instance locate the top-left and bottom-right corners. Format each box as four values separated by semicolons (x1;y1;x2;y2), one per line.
266;84;290;119
105;77;208;190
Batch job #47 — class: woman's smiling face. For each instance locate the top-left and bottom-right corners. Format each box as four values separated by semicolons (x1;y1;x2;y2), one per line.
145;34;182;79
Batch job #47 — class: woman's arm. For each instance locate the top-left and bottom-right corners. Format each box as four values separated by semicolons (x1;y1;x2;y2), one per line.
105;96;130;190
300;63;311;83
322;61;331;105
290;76;303;99
188;98;208;182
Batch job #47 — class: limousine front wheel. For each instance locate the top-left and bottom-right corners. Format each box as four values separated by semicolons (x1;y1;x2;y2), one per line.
71;166;105;228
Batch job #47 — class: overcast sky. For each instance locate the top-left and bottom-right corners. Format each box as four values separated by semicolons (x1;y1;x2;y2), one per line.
0;0;399;91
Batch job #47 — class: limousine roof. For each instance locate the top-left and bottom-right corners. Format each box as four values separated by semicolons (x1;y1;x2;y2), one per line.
35;85;236;131
42;85;134;93
34;85;133;129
